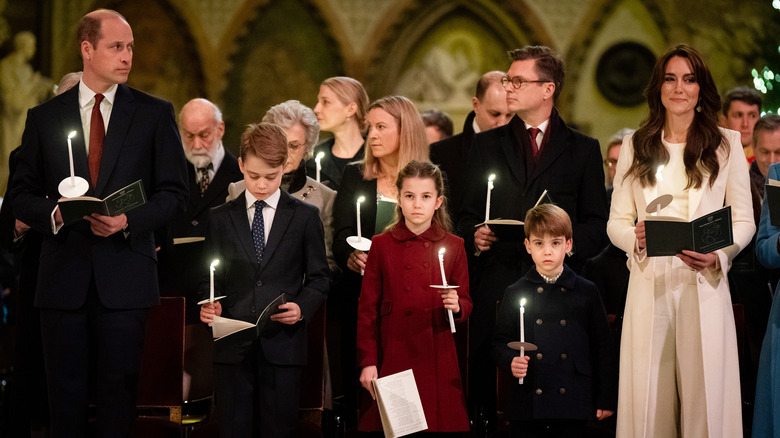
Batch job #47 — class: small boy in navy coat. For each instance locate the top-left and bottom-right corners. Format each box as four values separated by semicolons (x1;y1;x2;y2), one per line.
493;204;617;437
199;123;329;438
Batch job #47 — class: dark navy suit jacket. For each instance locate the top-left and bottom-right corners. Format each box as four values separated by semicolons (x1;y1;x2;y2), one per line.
10;83;189;310
201;190;329;365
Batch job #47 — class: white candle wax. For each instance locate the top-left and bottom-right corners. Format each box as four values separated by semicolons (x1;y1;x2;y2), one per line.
519;297;526;384
209;259;219;302
438;248;448;286
485;174;495;222
520;298;526;342
67;131;77;185
356;196;364;238
315;152;324;183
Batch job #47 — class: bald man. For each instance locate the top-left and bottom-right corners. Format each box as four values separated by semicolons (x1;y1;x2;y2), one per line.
430;71;513;226
158;98;242;301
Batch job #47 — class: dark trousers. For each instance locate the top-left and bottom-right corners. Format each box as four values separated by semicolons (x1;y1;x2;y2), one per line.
214;342;302;438
510;419;586;437
39;281;148;438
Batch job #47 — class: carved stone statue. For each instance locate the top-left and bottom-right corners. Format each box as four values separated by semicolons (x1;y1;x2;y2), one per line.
0;31;52;194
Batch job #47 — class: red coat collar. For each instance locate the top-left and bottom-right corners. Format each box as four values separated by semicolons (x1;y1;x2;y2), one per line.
389;220;447;242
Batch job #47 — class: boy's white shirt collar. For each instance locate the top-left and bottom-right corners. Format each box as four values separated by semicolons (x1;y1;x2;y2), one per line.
244;187;280;210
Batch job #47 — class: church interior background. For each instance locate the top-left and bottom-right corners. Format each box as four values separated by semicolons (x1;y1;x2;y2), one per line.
0;0;778;194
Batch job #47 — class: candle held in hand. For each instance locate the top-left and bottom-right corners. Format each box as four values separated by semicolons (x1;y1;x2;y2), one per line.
209;259;219;302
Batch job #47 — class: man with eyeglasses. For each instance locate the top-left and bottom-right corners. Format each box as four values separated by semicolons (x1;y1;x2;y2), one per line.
458;45;610;431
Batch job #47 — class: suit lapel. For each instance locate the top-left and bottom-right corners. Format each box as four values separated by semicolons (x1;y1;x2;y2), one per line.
500;119;526;185
96;84;135;196
59;87;91;192
227;196;257;264
258;191;295;273
528;123;568;184
688;182;705;220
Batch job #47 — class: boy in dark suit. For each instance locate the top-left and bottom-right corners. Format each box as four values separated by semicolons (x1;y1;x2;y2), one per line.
199;123;329;438
493;204;617;437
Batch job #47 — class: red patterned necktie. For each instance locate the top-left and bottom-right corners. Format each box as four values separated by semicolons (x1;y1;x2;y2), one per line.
88;94;105;187
528;127;541;158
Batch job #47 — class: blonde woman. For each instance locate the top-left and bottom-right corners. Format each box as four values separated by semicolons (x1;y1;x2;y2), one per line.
307;76;368;190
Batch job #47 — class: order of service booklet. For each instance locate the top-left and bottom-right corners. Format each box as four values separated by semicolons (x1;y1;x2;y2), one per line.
766;178;780;227
644;205;733;257
57;180;147;226
210;294;287;341
371;369;428;438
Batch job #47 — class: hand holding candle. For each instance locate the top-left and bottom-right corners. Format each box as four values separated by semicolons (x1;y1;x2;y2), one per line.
438;248;456;333
315;151;325;183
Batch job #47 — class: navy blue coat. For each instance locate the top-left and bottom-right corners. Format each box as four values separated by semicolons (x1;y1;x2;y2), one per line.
493;265;617;421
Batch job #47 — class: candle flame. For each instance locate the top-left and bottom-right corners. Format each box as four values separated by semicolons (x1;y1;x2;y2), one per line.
210;259;219;268
315;151;325;161
520;298;526;307
357;196;365;204
488;174;496;182
67;131;77;139
655;165;665;182
438;248;445;256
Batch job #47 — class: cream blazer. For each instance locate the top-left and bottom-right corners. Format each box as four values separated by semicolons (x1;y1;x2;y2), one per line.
607;128;754;437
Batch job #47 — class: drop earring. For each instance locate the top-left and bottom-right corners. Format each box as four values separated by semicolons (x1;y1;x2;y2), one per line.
696;100;702;112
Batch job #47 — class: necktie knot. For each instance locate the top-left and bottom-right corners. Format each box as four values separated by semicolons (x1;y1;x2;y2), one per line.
254;200;266;210
94;93;105;106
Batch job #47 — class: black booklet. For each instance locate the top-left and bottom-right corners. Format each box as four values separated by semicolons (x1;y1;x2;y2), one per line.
58;180;147;226
644;205;733;257
766;179;780;227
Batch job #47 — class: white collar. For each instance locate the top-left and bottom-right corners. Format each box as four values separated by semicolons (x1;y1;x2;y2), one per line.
244;188;281;210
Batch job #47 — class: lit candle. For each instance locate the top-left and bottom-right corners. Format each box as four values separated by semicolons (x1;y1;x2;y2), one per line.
519;297;526;384
356;196;365;238
209;259;219;302
485;174;496;222
67;131;77;185
315;151;325;183
438;248;456;333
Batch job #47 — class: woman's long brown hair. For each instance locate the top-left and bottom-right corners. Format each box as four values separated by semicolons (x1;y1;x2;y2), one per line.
625;44;727;189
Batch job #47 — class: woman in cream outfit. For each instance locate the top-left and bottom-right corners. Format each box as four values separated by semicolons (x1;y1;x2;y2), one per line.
608;45;754;437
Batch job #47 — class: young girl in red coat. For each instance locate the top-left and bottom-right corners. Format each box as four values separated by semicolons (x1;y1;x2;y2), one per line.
356;160;472;436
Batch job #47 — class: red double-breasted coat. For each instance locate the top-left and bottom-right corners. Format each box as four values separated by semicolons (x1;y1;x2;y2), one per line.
356;221;472;432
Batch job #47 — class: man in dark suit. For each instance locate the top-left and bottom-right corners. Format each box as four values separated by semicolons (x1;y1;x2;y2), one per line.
155;98;243;404
458;45;608;428
9;9;188;437
199;123;329;438
158;98;242;304
430;70;512;226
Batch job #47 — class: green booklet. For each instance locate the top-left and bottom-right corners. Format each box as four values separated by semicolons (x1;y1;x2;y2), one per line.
645;205;733;257
57;180;147;226
375;197;397;234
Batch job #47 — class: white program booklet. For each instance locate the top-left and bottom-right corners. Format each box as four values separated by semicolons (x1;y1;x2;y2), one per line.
371;369;427;437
